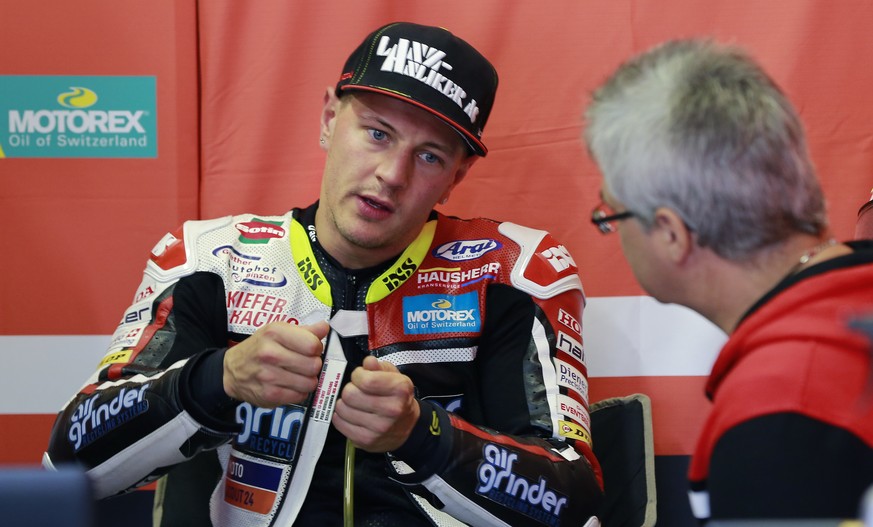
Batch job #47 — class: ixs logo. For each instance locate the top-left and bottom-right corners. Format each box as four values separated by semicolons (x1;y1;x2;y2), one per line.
540;245;577;273
297;255;325;292
476;443;568;525
68;384;150;451
403;291;480;335
381;257;417;292
374;35;481;124
213;245;288;288
433;239;501;262
235;402;305;461
0;75;156;158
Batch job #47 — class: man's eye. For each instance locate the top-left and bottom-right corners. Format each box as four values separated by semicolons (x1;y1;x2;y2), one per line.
368;129;387;141
420;152;441;165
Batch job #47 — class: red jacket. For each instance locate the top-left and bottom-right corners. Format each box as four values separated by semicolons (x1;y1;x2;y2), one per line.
689;241;873;521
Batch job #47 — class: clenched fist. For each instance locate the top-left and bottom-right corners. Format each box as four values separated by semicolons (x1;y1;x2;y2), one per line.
223;321;330;408
333;355;421;453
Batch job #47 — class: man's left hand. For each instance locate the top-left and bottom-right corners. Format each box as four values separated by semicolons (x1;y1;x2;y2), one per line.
333;356;420;452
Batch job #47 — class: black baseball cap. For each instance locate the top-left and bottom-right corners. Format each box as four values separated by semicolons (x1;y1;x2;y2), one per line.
336;22;498;156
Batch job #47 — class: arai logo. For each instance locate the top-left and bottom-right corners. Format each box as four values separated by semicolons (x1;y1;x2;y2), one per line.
433;239;501;262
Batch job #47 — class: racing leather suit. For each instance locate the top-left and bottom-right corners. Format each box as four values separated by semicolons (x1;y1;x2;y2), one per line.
44;203;603;526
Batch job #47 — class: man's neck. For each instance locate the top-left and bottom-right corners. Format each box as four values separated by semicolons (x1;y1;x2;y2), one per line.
688;234;843;334
308;203;409;270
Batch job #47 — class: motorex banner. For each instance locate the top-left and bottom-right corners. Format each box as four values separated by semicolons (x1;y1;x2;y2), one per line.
0;75;156;158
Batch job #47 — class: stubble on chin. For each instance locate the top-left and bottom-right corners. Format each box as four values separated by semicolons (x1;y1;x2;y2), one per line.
332;207;391;250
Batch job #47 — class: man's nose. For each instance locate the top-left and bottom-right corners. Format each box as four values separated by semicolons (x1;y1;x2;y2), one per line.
375;151;412;189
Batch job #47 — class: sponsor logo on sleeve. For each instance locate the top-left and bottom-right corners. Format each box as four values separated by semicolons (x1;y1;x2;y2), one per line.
540;245;577;273
556;308;581;336
108;324;145;351
68;384;150;451
134;283;156;304
556;330;584;363
555;359;588;400
558;420;592;445
476;443;568;526
432;239;501;262
97;350;133;369
213;245;288;287
403;292;480;334
120;304;151;325
558;394;591;431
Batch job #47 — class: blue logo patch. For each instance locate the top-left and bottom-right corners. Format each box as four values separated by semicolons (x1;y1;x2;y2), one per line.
235;403;305;461
403;292;480;334
0;75;157;158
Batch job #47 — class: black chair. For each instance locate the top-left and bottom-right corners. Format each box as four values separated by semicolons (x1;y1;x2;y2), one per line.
591;393;657;527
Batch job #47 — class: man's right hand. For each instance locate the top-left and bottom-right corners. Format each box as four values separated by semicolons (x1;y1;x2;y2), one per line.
222;321;329;408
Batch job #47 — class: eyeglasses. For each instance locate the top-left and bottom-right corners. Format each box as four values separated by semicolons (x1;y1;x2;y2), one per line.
591;199;635;234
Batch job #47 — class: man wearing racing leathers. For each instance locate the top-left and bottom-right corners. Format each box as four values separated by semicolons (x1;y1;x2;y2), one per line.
44;21;604;527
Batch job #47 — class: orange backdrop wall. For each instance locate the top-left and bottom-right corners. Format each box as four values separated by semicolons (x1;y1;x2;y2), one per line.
1;0;871;522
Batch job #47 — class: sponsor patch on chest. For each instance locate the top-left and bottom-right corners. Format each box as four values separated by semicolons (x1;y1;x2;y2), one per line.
402;292;481;334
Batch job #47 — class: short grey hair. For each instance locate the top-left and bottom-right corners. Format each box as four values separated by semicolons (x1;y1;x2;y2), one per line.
584;39;827;260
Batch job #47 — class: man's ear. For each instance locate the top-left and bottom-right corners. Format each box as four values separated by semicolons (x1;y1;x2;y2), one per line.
319;86;341;149
652;207;694;264
438;156;477;204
